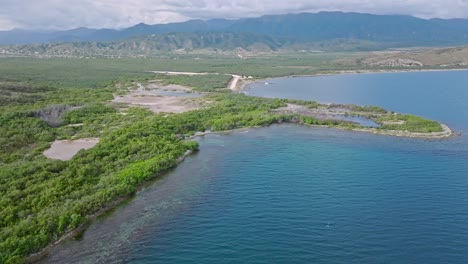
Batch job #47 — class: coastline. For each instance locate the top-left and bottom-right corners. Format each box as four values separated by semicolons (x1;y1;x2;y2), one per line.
26;67;458;262
350;123;455;139
292;67;468;78
233;67;458;139
237;67;468;92
186;121;455;140
296;121;455;139
26;150;194;263
28;122;454;262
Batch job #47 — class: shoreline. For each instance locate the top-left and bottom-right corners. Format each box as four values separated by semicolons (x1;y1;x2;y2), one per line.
27;67;458;262
233;67;458;139
186;120;455;140
237;67;468;92
295;122;455;139
340;123;455;139
293;67;468;78
292;68;468;78
26;150;194;263
119;68;459;142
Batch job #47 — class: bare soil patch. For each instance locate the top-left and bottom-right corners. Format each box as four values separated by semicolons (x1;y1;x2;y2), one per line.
43;138;99;161
113;82;204;113
145;81;191;91
150;71;212;76
382;120;406;125
273;103;351;120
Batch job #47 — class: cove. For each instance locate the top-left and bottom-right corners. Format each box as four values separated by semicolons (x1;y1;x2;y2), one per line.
245;70;468;131
40;71;468;264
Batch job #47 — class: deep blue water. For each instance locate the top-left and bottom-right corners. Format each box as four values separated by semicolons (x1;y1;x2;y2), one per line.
42;71;468;264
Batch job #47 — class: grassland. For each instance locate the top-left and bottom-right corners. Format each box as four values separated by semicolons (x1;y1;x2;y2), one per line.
0;53;361;85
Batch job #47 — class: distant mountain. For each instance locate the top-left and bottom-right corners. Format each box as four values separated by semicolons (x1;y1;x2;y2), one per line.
1;32;303;56
2;12;468;47
228;12;468;45
99;32;290;52
2;30;401;57
0;19;235;45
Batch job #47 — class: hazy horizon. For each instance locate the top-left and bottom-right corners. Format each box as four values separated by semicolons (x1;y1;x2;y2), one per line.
1;0;468;31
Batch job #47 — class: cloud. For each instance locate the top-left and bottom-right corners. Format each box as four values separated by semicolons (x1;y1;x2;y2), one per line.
1;0;468;30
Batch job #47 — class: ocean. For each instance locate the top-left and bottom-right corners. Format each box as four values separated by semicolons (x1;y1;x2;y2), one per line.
41;71;468;264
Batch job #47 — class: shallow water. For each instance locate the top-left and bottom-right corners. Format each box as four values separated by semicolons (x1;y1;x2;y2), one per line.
42;71;468;264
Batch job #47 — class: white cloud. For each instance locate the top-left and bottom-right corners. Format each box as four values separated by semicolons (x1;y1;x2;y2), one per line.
0;17;15;30
1;0;468;30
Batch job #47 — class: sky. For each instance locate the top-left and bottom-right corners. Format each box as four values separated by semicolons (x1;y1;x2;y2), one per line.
1;0;468;31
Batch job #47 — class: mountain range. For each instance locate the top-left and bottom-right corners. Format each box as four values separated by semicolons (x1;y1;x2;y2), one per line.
2;12;468;51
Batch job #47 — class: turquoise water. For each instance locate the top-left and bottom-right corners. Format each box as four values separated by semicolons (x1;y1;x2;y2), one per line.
41;71;468;263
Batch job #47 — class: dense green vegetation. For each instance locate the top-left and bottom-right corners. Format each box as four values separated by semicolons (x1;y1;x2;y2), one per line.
0;55;446;263
0;55;353;88
350;104;388;114
286;99;321;109
375;114;443;133
155;74;232;92
0;83;295;263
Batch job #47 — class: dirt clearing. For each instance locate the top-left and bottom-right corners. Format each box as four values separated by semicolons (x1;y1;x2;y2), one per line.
43;138;99;161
